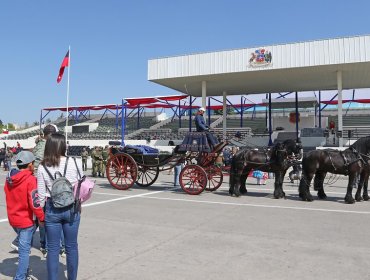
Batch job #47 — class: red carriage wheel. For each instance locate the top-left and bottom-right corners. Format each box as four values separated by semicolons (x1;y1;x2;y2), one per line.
136;166;159;187
106;153;138;190
180;165;207;195
204;165;223;192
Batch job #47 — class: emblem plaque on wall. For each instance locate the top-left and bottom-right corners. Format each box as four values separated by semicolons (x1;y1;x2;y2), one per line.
249;48;272;67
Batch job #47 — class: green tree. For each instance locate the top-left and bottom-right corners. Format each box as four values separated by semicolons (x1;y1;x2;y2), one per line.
7;123;15;131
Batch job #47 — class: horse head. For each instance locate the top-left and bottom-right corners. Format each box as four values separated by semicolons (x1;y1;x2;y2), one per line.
283;139;303;160
272;142;288;164
350;136;370;156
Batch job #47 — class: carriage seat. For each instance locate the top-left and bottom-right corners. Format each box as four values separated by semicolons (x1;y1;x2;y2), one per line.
178;132;211;153
123;145;159;155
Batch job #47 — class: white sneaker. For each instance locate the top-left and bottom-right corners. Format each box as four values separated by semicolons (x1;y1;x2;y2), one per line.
10;242;18;252
40;248;47;258
60;249;66;258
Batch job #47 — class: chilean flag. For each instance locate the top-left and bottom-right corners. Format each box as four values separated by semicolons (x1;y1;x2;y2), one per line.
57;50;69;83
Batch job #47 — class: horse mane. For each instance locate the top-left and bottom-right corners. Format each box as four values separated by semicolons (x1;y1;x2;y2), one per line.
350;136;370;154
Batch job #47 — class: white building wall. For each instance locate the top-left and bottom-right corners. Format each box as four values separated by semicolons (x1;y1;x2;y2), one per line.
148;35;370;80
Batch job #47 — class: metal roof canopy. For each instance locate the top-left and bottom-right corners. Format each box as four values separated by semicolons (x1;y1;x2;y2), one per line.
262;97;318;109
148;35;370;96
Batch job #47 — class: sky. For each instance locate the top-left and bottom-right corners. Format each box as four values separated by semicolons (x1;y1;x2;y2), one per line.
1;0;369;125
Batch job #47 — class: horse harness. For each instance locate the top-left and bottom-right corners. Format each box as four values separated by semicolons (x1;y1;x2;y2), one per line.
326;148;364;174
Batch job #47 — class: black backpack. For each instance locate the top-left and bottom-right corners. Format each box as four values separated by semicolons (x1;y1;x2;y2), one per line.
42;157;75;209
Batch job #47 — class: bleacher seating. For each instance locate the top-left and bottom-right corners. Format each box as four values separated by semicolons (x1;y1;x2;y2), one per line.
301;128;325;137
216;117;266;134
6;129;41;140
68;145;89;156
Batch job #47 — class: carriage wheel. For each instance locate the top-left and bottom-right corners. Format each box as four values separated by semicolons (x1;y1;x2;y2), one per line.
205;165;223;192
136;166;159;187
106;153;137;190
180;165;207;195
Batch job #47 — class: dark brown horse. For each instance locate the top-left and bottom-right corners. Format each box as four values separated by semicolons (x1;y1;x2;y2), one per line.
299;136;370;204
229;139;302;198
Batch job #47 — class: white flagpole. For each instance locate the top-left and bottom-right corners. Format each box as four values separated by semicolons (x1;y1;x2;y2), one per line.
65;46;71;154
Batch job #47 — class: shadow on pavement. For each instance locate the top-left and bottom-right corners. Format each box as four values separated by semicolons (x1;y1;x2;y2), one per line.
0;255;67;280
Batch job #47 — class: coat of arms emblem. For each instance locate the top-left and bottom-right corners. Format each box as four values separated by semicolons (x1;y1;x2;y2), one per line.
249;48;272;67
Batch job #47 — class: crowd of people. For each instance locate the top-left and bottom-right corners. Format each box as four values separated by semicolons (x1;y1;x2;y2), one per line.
0;142;23;171
4;124;83;280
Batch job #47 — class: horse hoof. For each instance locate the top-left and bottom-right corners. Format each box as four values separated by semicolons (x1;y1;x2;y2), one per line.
355;195;363;202
363;195;370;201
240;187;247;194
345;195;355;204
306;195;314;202
317;193;327;200
273;191;284;199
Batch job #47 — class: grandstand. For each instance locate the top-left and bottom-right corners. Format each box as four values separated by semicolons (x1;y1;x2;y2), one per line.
3;96;370;152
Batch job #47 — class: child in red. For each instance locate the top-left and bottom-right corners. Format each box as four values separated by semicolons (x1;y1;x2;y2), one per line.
4;151;45;280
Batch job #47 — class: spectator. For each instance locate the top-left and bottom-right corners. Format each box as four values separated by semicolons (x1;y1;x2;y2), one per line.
223;148;232;166
80;148;88;171
32;123;59;257
0;148;5;168
4;147;13;171
4;151;45;280
174;163;183;186
37;133;83;280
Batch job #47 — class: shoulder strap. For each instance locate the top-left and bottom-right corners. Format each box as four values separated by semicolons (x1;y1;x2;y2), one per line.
42;163;55;181
72;157;82;180
41;163;54;195
63;157;69;177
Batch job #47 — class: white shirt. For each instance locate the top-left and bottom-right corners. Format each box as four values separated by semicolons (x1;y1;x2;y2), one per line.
37;156;84;207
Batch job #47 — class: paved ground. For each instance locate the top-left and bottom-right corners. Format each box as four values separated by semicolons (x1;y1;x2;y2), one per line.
1;168;370;280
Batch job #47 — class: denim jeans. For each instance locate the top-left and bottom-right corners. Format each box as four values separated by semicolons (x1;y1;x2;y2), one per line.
45;200;80;280
174;164;182;186
40;221;65;251
13;225;36;280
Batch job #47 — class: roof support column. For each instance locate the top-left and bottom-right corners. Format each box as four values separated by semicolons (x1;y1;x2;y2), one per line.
337;71;343;147
268;93;273;146
223;91;227;141
318;90;322;128
202;81;207;115
295;91;299;142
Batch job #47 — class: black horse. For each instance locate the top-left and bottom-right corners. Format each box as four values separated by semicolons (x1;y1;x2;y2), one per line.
298;136;370;204
229;139;303;198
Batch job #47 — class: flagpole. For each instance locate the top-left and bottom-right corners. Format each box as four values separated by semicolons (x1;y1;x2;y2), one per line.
65;45;71;154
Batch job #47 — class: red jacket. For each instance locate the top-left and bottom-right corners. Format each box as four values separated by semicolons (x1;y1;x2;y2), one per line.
4;169;45;228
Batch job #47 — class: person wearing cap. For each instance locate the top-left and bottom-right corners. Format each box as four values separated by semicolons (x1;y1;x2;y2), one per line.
4;151;45;280
194;107;219;148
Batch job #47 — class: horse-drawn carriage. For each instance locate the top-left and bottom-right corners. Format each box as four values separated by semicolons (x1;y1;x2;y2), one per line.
105;132;228;195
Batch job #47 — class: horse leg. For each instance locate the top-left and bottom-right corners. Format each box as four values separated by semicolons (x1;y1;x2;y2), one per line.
280;169;288;198
239;167;249;194
314;171;327;199
273;171;285;199
363;173;369;201
298;171;314;202
344;173;356;204
355;171;365;202
229;170;242;197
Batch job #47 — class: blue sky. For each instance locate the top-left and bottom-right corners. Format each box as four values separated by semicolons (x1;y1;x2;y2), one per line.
1;0;369;125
